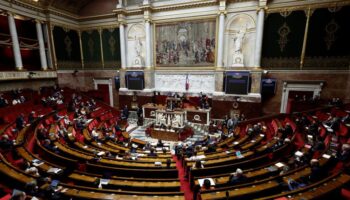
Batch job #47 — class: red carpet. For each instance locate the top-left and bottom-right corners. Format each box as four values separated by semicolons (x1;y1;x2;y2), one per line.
173;155;193;200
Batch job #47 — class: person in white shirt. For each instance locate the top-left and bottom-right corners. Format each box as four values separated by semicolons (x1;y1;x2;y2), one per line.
91;128;99;140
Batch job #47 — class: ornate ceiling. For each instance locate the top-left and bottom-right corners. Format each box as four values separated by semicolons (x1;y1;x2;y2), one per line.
48;0;92;14
18;0;94;14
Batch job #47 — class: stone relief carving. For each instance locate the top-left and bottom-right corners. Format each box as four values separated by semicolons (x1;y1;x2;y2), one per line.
155;74;215;93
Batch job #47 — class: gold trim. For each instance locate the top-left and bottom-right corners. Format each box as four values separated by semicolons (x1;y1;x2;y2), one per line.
266;0;350;13
99;28;105;69
78;31;84;69
300;8;312;70
49;23;57;70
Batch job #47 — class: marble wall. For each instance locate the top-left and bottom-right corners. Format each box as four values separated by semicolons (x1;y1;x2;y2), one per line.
154;72;215;93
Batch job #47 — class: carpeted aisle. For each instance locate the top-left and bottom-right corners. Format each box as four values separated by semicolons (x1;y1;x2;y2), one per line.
173;155;193;200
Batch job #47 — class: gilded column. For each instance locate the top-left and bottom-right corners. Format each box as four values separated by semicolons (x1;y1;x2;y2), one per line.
35;20;48;70
8;12;23;70
98;28;105;68
300;8;312;70
78;30;84;69
49;24;57;69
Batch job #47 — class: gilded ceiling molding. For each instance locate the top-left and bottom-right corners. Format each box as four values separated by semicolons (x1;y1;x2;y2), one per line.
266;0;350;13
51;23;79;32
80;25;119;32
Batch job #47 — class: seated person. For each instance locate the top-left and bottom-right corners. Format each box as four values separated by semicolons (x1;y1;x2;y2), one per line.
287;178;305;191
308;159;324;183
10;190;26;200
121;105;129;119
24;161;40;176
342;113;350;124
16;114;25;130
192;160;204;169
53;112;62;122
227;168;247;185
156;139;164;147
42;139;59;153
91;128;100;141
166;158;171;168
0;95;8;107
200;179;214;191
57;125;68;138
28;111;36;124
337;143;350;162
0;134;13;149
63;116;71;126
148;148;158;157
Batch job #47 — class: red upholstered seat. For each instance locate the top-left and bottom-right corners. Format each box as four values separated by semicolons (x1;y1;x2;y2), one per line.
0;194;11;200
341;188;350;199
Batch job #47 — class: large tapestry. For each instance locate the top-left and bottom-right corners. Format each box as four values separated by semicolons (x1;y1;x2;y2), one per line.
155;20;216;67
53;26;81;69
304;6;350;69
81;29;102;69
102;28;121;69
261;11;306;69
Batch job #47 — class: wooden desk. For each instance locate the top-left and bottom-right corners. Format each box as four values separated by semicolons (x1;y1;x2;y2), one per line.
150;128;179;141
54;184;184;200
68;173;181;191
186;108;211;125
0;155;36;187
143;103;211;125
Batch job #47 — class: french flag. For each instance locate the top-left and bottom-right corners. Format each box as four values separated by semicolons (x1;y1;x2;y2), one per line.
185;74;189;91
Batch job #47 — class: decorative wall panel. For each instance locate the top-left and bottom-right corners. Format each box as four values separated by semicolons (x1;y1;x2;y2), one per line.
262;11;306;69
304;6;350;69
102;28;121;69
81;29;102;69
155;73;215;93
53;26;81;69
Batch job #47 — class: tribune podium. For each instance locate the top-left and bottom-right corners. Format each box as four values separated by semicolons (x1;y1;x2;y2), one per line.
155;109;185;129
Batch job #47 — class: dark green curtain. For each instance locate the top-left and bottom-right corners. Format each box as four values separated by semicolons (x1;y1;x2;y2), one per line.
81;29;102;69
102;28;121;69
304;6;350;69
262;11;306;69
53;26;81;69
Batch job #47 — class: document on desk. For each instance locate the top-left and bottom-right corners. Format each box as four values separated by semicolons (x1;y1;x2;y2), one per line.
100;179;110;185
32;159;43;167
47;167;62;174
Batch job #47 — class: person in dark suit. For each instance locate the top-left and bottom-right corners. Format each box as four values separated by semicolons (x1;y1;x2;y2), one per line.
28;111;36;124
156;139;164;147
148;148;157;157
227;168;247;185
342;113;350;124
0;134;13;150
16;114;25;130
337;144;350;162
43;139;59;154
308;159;324;183
122;105;129;120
